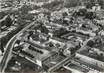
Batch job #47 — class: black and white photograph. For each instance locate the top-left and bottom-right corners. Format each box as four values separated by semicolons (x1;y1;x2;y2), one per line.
0;0;104;73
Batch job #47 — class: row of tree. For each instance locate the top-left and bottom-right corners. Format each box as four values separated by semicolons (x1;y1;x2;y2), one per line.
2;0;104;9
64;0;104;9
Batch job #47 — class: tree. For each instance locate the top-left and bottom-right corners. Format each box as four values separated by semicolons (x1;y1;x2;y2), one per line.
87;40;95;47
85;12;96;20
0;38;5;53
5;15;13;27
53;28;68;37
64;0;81;7
40;25;49;34
20;5;32;14
0;15;13;27
98;0;104;9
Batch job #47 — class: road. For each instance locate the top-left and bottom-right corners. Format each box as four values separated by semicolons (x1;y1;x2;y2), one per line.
0;21;36;73
0;5;22;12
47;37;94;72
77;37;94;53
48;55;75;72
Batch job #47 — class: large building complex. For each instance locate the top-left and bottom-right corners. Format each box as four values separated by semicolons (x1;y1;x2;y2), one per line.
0;0;104;73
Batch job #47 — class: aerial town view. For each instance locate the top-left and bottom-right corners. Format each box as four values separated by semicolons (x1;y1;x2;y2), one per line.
0;0;104;73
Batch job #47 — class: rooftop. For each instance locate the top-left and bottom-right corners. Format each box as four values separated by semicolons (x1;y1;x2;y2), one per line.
79;46;104;62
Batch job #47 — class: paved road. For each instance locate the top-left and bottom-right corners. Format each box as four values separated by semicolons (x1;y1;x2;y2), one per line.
77;37;94;53
47;37;94;72
0;6;22;12
48;55;75;72
0;21;35;73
